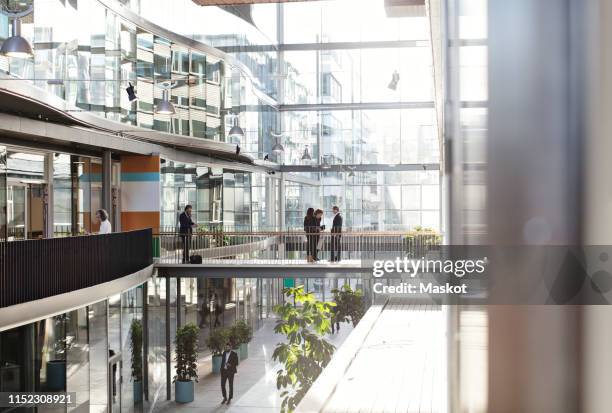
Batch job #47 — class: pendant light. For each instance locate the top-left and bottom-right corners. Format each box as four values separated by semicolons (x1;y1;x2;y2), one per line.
1;8;34;58
301;146;312;160
228;114;245;140
155;82;176;115
272;138;285;153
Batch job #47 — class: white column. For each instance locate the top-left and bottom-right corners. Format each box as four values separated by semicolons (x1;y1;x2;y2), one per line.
43;153;54;238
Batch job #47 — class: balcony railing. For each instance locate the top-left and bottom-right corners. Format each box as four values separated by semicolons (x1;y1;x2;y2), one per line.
0;229;153;309
157;229;441;264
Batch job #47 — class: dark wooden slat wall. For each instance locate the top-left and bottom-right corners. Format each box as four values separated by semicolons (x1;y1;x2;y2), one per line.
0;229;153;309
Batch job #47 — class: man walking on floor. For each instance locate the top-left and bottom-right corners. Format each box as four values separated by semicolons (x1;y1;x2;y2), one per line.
220;342;239;405
331;205;343;262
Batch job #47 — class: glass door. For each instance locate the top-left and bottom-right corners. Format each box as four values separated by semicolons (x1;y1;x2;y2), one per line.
7;184;26;240
108;351;122;413
27;183;45;239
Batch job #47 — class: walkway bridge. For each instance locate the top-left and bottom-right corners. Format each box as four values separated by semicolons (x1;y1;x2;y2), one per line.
154;230;442;279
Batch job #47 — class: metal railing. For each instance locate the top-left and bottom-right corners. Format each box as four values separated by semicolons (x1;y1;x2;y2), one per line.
156;229;442;264
0;229;153;308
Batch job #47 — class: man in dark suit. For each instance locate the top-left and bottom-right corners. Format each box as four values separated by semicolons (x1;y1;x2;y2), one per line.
220;343;239;404
179;205;196;263
331;206;343;262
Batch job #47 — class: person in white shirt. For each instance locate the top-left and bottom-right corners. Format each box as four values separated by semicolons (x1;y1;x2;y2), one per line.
96;209;112;234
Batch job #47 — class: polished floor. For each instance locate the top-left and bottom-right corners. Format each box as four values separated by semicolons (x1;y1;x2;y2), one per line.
321;300;448;413
154;318;353;412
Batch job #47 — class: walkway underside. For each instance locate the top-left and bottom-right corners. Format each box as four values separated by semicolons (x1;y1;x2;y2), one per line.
156;259;372;278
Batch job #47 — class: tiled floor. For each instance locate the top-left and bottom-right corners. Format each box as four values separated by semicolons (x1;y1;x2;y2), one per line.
322;299;448;413
154;318;353;413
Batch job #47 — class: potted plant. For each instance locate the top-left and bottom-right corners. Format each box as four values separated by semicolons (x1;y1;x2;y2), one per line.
47;314;70;391
227;325;241;362
232;320;253;360
174;323;199;403
331;284;366;327
130;319;143;403
206;327;228;374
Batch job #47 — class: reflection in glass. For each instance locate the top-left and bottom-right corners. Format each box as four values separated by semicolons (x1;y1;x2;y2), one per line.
89;301;108;413
53;154;72;236
121;286;144;412
66;308;90;411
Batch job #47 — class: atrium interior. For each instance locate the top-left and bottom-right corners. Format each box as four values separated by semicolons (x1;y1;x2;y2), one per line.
1;0;612;412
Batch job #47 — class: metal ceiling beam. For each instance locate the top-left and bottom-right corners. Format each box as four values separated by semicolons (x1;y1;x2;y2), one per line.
280;163;440;173
279;101;435;112
192;0;320;5
218;39;429;53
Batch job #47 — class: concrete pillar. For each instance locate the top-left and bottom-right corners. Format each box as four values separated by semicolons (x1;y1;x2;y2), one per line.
278;173;285;231
102;150;112;215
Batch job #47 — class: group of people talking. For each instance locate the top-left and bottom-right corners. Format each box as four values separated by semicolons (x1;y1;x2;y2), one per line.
303;205;343;263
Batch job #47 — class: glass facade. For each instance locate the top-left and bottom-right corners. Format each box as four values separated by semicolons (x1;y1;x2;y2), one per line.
0;146;106;240
0;0;276;150
0;284;144;413
0;0;442;232
160;160;278;231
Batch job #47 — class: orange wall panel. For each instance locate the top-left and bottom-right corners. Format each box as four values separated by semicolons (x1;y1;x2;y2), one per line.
121;211;160;233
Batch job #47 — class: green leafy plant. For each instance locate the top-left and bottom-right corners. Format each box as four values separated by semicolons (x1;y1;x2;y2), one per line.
232;320;253;344
51;314;73;359
331;284;366;327
206;327;228;356
174;323;199;382
130;319;143;382
273;286;336;413
227;323;240;348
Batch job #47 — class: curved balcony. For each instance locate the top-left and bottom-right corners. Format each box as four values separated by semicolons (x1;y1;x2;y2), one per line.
0;229;153;310
0;0;277;162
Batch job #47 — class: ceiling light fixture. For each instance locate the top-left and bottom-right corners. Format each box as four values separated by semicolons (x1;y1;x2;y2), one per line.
1;7;34;59
154;82;176;115
301;146;312;161
228;114;245;140
270;131;285;153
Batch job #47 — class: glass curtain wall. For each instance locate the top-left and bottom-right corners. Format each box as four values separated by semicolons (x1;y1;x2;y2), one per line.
222;172;252;231
277;0;440;231
175;277;282;370
0;0;268;146
145;277;166;412
0;284;144;413
161;160;245;231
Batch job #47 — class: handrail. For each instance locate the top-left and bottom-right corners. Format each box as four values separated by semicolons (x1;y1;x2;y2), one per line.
156;230;441;264
0;229;153;309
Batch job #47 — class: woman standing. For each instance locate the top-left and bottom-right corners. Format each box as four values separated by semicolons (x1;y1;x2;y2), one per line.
314;209;324;261
96;209;112;234
304;208;317;263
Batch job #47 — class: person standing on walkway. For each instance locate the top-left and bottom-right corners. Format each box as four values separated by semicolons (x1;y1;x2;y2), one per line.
304;208;317;263
330;206;343;262
220;342;239;405
331;303;341;334
96;209;112;234
314;209;324;261
179;205;196;263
